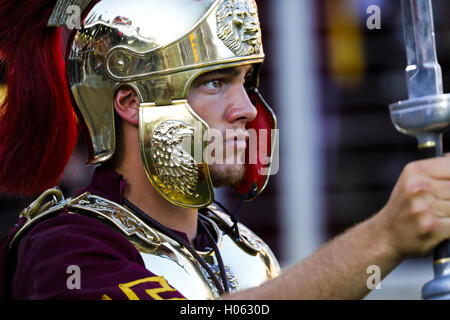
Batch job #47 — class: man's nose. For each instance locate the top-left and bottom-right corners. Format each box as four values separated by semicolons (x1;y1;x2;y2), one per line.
225;84;257;124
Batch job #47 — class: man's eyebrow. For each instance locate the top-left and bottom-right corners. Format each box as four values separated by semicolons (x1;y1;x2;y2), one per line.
198;66;254;79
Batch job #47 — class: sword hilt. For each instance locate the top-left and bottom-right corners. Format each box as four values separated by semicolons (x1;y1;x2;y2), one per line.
418;133;450;300
392;0;450;299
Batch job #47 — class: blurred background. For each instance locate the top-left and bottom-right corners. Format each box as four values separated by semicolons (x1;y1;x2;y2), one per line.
3;0;450;299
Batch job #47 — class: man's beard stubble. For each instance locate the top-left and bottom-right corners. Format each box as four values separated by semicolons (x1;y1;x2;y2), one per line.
209;163;245;188
205;127;249;187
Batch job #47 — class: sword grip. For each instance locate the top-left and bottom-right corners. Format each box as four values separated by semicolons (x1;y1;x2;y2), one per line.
419;135;450;299
418;145;438;159
422;142;450;274
417;140;448;261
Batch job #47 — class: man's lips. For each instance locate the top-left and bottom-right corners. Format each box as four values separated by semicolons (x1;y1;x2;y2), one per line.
208;129;249;151
225;131;249;150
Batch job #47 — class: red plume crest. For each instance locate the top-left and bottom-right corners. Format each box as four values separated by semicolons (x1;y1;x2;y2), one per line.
0;0;78;195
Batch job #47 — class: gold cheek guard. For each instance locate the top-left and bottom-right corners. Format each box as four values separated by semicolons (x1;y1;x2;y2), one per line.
139;100;213;208
52;0;272;208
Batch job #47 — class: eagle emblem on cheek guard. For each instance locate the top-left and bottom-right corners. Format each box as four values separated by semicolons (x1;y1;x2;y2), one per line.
151;120;198;196
216;0;262;56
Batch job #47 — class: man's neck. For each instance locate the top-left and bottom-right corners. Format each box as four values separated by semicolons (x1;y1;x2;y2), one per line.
114;163;199;244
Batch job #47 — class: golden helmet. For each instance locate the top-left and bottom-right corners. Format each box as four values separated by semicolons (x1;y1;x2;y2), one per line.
49;0;277;208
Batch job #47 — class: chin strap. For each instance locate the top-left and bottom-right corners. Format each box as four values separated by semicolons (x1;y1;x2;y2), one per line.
213;184;258;241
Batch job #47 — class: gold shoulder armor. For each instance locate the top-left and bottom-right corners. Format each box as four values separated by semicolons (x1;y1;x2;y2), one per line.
9;188;68;250
9;188;280;281
9;188;161;251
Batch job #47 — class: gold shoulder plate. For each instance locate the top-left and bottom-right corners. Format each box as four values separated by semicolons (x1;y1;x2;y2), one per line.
67;192;162;250
9;188;68;250
9;189;161;251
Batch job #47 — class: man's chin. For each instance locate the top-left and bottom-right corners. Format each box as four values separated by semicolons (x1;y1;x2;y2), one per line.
209;163;245;188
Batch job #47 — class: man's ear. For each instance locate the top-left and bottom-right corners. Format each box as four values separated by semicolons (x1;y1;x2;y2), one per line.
114;86;140;126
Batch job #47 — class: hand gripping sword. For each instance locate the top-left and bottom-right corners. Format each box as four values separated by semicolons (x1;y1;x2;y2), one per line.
389;0;450;299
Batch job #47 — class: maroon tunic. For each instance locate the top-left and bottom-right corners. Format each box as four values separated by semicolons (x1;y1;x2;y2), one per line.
0;166;211;300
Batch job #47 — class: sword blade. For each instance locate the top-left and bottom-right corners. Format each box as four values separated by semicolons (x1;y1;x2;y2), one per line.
401;0;443;98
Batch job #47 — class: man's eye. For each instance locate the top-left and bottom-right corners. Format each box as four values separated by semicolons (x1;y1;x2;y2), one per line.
204;79;223;90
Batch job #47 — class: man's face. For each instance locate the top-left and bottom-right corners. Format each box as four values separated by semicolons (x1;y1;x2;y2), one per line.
187;64;257;187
